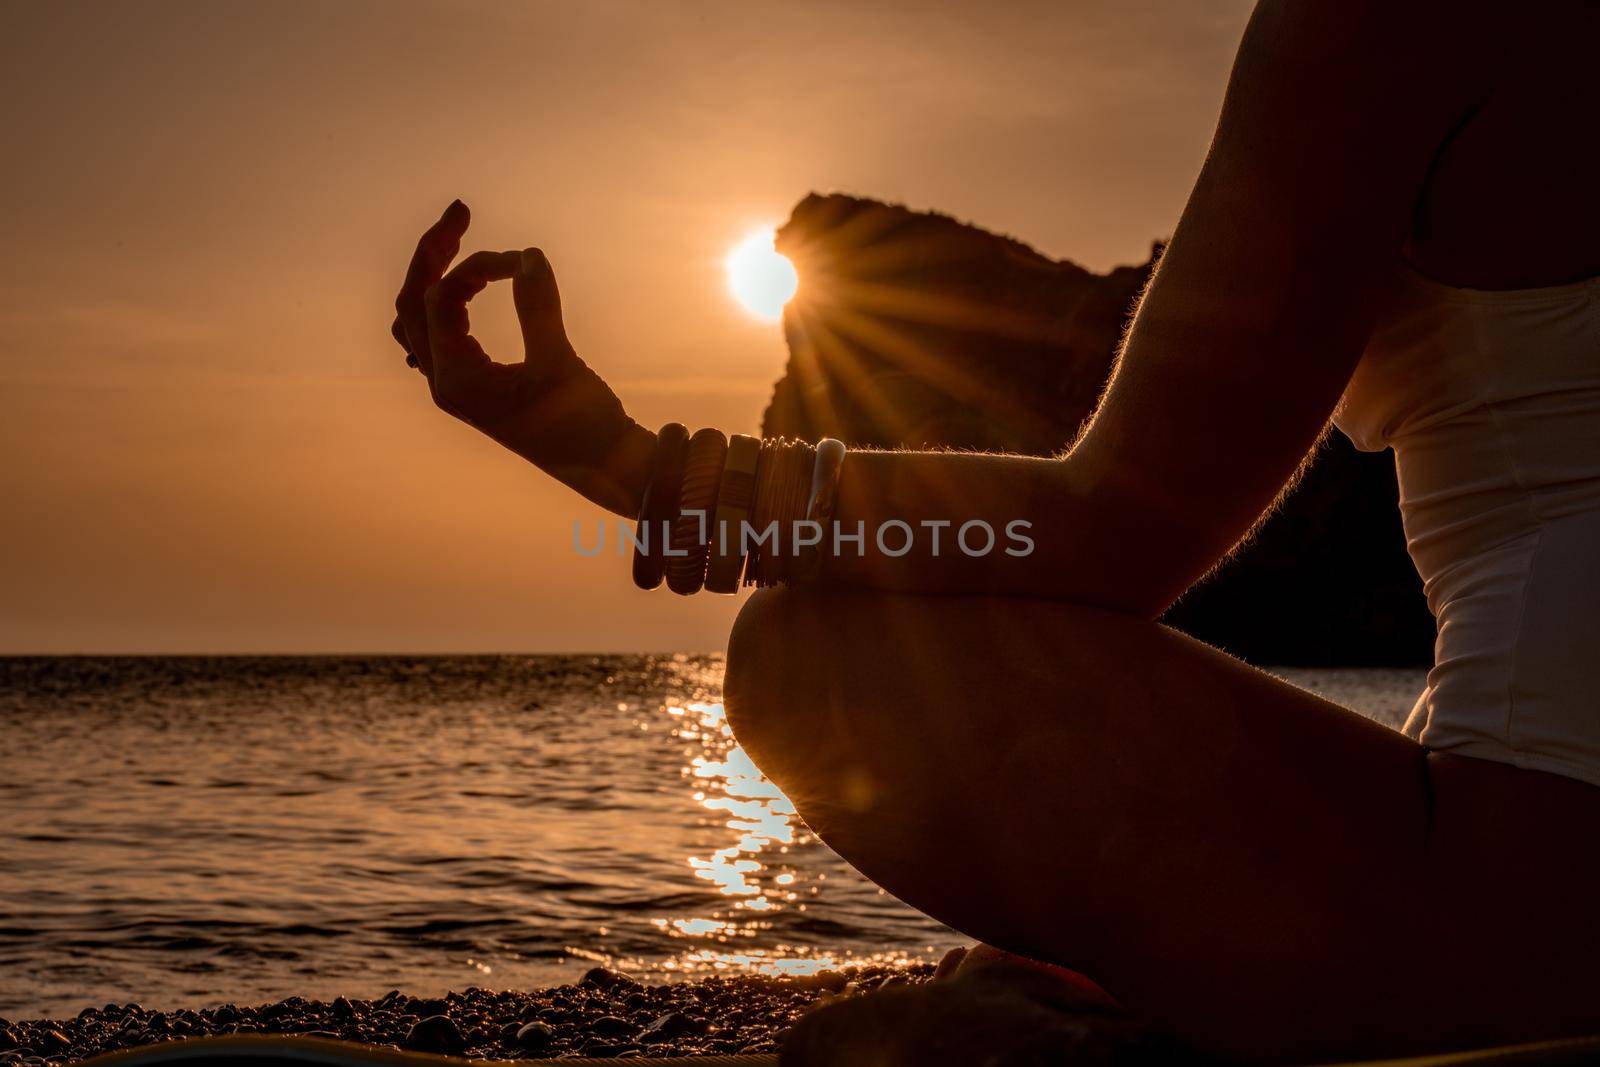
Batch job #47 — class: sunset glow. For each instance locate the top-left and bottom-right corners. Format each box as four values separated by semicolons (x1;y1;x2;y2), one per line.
725;231;798;321
0;2;1239;655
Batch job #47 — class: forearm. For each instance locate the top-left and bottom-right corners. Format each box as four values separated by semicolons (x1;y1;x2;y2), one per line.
815;449;1199;616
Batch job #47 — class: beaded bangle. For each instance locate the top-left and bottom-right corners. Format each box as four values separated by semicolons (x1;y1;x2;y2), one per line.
633;431;839;593
631;423;688;591
774;441;814;585
793;438;846;585
743;438;816;588
743;438;782;586
704;434;761;594
666;428;729;595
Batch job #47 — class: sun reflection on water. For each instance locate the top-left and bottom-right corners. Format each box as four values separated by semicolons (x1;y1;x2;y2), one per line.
551;669;955;982
678;703;798;910
619;700;913;977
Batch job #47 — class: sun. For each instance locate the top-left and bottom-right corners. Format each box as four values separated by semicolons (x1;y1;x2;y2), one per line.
725;229;798;321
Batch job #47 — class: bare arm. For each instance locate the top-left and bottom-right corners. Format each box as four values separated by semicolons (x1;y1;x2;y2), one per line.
393;0;1489;614
818;0;1489;613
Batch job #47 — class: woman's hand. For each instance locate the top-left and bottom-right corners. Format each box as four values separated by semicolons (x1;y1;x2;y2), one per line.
391;201;655;517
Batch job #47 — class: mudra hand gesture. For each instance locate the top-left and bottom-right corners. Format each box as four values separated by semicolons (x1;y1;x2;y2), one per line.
390;200;654;516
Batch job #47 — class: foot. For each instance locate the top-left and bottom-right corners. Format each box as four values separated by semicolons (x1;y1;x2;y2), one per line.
781;946;1196;1066
937;943;1121;1013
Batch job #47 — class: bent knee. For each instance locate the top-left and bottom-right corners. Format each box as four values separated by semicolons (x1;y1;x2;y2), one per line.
724;587;876;795
724;587;820;739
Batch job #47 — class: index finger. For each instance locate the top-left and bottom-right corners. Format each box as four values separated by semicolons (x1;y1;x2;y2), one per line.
395;200;470;374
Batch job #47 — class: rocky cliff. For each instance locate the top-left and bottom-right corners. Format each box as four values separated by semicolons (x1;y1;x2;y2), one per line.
761;193;1433;667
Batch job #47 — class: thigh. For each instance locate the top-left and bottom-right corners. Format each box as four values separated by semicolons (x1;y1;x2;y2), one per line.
726;588;1435;1059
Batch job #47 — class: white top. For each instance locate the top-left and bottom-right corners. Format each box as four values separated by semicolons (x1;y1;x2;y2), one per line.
1334;265;1600;788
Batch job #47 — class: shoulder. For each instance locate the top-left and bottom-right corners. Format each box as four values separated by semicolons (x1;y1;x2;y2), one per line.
1228;0;1501;109
1208;0;1505;213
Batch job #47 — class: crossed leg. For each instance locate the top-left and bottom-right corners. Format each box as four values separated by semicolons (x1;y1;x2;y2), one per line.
723;589;1600;1063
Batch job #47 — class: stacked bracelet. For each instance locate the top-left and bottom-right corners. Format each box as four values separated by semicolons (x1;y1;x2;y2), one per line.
704;434;760;594
743;436;785;585
771;440;815;587
629;425;846;594
666;429;729;595
794;437;846;585
631;423;688;591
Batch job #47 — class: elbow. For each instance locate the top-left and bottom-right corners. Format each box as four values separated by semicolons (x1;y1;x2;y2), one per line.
1056;460;1226;618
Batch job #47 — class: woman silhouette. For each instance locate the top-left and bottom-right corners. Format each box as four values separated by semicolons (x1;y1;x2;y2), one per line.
391;0;1600;1059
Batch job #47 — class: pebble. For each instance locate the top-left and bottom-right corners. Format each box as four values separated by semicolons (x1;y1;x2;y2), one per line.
404;1015;464;1055
512;1020;555;1050
802;970;849;993
579;966;640;992
32;1031;68;1055
408;997;451;1019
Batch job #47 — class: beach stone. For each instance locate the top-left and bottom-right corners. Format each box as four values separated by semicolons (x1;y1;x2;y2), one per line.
330;997;354;1019
31;1031;69;1055
589;1014;635;1038
804;970;849;993
409;997;450;1018
0;1030;15;1052
580;966;639;992
511;1021;555;1051
404;1015;464;1055
639;1011;704;1042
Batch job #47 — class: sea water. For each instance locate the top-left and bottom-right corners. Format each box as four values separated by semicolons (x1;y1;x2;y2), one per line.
0;655;1424;1018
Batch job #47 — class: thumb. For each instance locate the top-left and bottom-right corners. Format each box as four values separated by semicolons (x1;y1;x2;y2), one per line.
512;247;569;358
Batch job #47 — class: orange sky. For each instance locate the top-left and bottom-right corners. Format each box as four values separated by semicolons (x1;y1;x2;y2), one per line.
1;1;1252;652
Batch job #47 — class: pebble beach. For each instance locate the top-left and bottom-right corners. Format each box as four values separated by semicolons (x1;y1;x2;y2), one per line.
0;965;926;1064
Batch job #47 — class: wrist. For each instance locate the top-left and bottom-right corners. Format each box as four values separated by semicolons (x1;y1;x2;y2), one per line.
611;421;658;517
